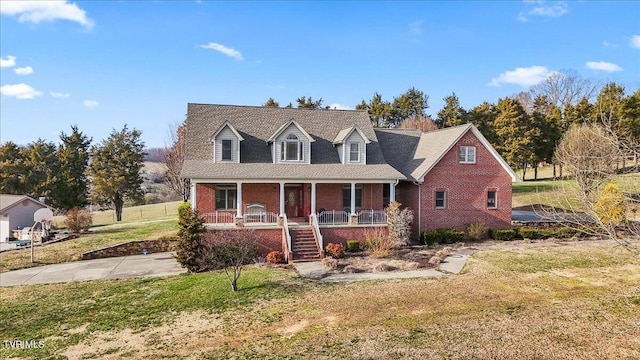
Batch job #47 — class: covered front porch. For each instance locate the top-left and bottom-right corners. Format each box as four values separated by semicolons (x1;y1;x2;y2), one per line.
191;180;395;227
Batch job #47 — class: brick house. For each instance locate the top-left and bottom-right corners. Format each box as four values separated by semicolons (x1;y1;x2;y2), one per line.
182;104;518;262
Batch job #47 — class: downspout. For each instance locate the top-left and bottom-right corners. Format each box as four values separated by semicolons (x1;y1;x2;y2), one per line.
413;181;421;237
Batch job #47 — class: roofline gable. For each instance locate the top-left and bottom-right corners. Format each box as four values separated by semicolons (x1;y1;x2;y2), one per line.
416;124;520;183
210;120;245;141
267;119;315;143
333;124;372;145
0;195;49;213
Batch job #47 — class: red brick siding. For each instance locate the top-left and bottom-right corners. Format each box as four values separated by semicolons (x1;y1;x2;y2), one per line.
205;228;282;257
241;183;280;215
395;182;421;242
196;183;216;214
316;183;343;212
419;131;512;233
320;226;388;247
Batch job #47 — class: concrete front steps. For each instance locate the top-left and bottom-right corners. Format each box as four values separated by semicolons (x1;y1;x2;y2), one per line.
290;227;321;262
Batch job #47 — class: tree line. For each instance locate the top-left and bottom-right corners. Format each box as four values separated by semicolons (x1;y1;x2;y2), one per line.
264;73;638;180
0;125;146;221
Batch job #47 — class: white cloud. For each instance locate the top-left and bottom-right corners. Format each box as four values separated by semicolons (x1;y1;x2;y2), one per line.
518;1;568;22
0;83;43;99
50;91;70;98
328;103;351;110
83;99;99;108
489;66;553;87
409;20;424;35
1;55;16;67
586;61;622;72
0;0;94;28
602;41;618;48
630;35;640;49
198;42;244;61
14;66;33;75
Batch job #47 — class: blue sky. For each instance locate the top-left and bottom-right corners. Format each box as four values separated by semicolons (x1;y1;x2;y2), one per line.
1;1;639;149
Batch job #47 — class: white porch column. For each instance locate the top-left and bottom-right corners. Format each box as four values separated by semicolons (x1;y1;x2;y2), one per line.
279;182;285;216
390;182;396;204
190;181;196;210
310;182;317;216
236;181;243;217
350;182;356;215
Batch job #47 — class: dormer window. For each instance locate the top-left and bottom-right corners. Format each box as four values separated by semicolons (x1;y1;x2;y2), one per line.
281;134;302;161
221;140;232;161
349;143;360;162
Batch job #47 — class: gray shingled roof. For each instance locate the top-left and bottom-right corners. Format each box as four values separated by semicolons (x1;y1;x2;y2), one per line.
376;124;473;182
0;194;46;213
183;104;405;180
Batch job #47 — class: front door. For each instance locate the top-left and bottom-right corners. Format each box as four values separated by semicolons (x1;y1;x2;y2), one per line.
285;187;302;217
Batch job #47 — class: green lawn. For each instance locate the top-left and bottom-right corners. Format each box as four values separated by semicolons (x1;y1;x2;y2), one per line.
1;243;638;359
0;219;178;272
53;201;183;227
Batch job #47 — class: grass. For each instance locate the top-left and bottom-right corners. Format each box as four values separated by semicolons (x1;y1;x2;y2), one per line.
1;243;639;359
0;219;178;272
53;201;183;227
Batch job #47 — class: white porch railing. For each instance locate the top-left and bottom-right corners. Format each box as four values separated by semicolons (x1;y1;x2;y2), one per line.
318;210;349;225
244;212;279;224
357;209;388;224
202;211;236;224
309;213;324;251
282;215;292;262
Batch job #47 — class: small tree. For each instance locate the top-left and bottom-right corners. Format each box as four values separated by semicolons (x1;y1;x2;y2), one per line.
386;202;413;246
175;203;205;272
163;121;190;201
200;230;259;292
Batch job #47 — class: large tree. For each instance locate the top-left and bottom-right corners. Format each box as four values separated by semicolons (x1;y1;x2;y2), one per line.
436;92;466;128
359;92;393;127
21;139;58;200
531;95;563;179
529;70;598;110
467;102;498;145
163;121;190;201
263;98;279;107
50;126;92;211
493;97;539;179
0;142;25;195
390;87;429;127
296;96;323;109
89;125;146;221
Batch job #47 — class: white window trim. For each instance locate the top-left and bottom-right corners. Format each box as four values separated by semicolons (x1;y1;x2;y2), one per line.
221;139;233;161
348;142;360;162
459;146;476;164
280;134;303;162
487;189;497;209
435;190;446;209
216;185;237;210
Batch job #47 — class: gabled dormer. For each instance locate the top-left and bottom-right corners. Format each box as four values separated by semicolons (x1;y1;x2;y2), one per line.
268;120;315;164
211;121;244;163
333;125;371;165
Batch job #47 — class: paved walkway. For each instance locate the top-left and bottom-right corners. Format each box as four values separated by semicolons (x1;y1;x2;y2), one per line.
294;254;469;282
0;252;186;287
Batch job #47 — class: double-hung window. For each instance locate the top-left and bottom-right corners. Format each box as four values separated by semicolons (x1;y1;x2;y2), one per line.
487;190;497;209
435;191;446;209
281;134;302;161
342;185;363;211
459;146;476;164
349;142;360;162
221;139;232;161
215;185;237;210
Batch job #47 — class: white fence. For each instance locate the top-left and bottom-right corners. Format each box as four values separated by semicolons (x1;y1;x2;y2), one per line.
318;210;349;225
244;212;279;224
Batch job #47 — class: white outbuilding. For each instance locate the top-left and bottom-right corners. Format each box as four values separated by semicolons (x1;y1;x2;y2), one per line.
0;194;49;243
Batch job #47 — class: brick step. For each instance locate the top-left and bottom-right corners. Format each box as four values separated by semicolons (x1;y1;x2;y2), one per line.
294;252;321;258
293;244;318;249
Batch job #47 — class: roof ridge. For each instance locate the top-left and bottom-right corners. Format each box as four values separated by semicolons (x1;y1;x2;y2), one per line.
188;103;367;113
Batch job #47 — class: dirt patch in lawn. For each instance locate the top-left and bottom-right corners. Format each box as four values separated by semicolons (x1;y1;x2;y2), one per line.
326;245;453;274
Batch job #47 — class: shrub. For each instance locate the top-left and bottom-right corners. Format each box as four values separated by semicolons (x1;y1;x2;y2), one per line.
373;262;392;272
466;220;488;240
176;205;206;273
386;202;414;246
64;207;93;233
363;227;395;258
489;228;518;241
322;256;338;269
266;251;284;264
345;239;360;252
421;228;464;245
325;243;344;258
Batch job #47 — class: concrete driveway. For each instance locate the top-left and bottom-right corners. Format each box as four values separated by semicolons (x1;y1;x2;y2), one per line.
0;252;186;287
